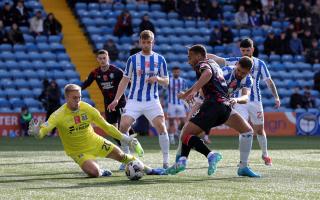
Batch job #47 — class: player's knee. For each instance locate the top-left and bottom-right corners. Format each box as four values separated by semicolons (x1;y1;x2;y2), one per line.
86;168;100;178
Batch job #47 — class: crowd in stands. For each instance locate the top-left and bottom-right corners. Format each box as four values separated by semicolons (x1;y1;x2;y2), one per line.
0;0;62;45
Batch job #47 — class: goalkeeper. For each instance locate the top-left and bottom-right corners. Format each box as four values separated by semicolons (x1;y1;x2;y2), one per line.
28;84;164;177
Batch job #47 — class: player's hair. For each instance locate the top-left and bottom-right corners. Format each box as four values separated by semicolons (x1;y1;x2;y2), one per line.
97;49;108;55
188;44;207;58
140;30;154;41
240;38;254;48
172;66;180;70
64;84;81;95
238;56;253;70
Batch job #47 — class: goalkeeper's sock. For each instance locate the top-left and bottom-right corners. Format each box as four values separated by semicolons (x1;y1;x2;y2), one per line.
159;133;170;165
120;132;131;154
120;153;136;164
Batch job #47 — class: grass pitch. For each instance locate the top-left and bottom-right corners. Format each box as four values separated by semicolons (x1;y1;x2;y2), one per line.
0;136;319;200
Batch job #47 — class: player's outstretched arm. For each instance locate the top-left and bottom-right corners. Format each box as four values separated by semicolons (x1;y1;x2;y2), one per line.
28;118;54;139
265;79;281;108
207;53;226;67
108;77;130;111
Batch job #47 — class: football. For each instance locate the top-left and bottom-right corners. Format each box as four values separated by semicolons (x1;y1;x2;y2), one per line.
125;160;144;181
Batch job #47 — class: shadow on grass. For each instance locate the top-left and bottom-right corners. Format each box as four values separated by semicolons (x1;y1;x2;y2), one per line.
0;171;82;178
0;160;73;166
24;176;244;190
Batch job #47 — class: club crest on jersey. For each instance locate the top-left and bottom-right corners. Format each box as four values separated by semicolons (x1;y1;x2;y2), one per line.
103;75;108;81
110;73;114;79
74;116;81;124
81;114;88;121
145;61;150;68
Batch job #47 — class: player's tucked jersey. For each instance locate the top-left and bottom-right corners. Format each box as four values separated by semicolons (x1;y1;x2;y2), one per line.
194;59;229;103
81;65;126;107
222;65;253;97
225;57;271;102
124;51;168;102
39;102;121;155
168;76;188;105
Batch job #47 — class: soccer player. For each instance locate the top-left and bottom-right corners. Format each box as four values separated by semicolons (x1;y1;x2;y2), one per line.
81;50;134;170
108;30;170;168
28;84;165;177
167;66;188;144
166;45;260;177
207;38;280;166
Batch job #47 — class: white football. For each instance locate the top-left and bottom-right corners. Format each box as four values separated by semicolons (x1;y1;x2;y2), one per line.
125;160;144;181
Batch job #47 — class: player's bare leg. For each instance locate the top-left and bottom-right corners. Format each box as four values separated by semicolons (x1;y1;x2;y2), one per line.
253;124;272;166
224;112;260;177
152;115;170;168
81;160;111;178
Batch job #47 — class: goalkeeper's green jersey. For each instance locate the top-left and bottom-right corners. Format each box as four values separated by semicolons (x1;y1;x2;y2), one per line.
39;101;123;155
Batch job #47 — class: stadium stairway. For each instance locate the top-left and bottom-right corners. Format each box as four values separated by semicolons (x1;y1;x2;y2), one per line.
40;0;104;111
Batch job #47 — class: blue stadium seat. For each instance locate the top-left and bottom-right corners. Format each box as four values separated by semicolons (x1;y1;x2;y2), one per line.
294;55;305;62
82;17;95;26
150;4;162;11
29;107;43;113
269;54;281;62
0;78;14;89
77;10;89;18
37;43;51;52
271;21;282;29
295;108;306;113
56;53;70;61
185;20;196;28
45;61;61;70
32;88;42;98
88;3;99;11
41;52;56;61
239;29;251;37
35;36;47;43
0;107;12;112
186;27;198;36
314;64;320;71
19;88;33;98
24;98;41;107
5;88;20;98
50;43;65;53
15;52;30;61
13;44;27;52
56;79;68;88
0;44;12;51
14;79;29;89
137;3;149;11
0;98;10;107
168;12;179;19
307;108;319;113
95;18;108;26
64;70;79;79
223;12;234;21
28;79;42;88
150;11;166;19
9;98;25;108
0;52;15;61
173;27;185;36
5;60;20;70
281;54;293;62
100;3;112;10
126;3;137;11
252;28;265;37
48;35;62;43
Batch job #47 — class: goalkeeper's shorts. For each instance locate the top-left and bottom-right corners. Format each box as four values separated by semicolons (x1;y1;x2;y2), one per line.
70;139;115;167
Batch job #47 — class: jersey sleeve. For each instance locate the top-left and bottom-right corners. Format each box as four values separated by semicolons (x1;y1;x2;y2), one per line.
124;56;133;79
86;103;123;141
159;56;168;77
81;70;95;90
199;62;211;74
260;61;271;81
39;111;59;139
243;75;253;89
225;57;240;66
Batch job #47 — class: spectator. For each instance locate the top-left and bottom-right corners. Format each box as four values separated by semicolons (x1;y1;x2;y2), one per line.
289;87;304;109
29;10;44;36
293;17;303;35
19;106;33;136
113;10;133;37
198;0;210;16
7;23;24;44
284;3;298;22
249;10;260;27
0;2;14;26
220;24;233;44
306;39;320;64
260;6;272;29
302;86;316;109
208;25;221;47
177;0;196;19
303;17;314;33
205;0;223;21
0;20;9;44
263;30;278;55
289;31;303;55
301;29;313;52
139;13;155;35
43;13;62;36
163;0;177;13
276;31;291;55
103;39;119;61
12;0;29;26
314;70;320;92
235;5;249;28
129;40;141;55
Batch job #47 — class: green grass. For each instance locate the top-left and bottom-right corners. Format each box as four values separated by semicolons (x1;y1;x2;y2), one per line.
0;136;319;200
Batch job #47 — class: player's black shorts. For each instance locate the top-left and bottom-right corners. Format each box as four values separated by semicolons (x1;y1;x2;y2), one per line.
190;100;231;133
104;106;124;124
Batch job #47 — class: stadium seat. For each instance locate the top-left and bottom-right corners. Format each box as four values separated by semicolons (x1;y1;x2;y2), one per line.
13;44;27;52
24;98;41;107
137;3;148;11
295;108;306;113
168;12;179;19
0;44;12;51
9;98;25;108
0;98;10;107
0;107;12;112
14;79;30;89
281;54;293;62
5;88;20;98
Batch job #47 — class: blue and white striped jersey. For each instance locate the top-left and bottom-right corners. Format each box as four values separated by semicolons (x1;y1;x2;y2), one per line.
168;76;188;105
222;65;253;97
124;51;168;102
225;57;271;102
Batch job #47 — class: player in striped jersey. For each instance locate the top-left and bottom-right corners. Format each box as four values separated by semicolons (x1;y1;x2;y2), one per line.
208;38;280;166
167;66;188;145
108;30;170;168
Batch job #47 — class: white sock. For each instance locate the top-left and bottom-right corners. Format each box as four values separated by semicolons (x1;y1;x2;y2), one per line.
207;151;215;159
204;134;209;141
169;134;175;142
257;134;268;157
239;132;253;168
120;132;130;154
159;133;170;164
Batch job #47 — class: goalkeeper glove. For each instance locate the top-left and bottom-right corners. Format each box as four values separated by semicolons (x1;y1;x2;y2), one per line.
28;119;43;139
121;133;144;157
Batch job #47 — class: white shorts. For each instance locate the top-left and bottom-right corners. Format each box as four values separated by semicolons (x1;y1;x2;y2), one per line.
167;103;187;118
123;100;164;124
234;101;264;125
